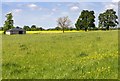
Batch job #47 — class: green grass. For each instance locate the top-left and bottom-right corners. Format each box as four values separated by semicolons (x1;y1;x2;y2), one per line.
2;31;118;79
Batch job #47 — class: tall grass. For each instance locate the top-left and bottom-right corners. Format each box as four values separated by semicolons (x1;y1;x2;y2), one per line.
2;31;118;79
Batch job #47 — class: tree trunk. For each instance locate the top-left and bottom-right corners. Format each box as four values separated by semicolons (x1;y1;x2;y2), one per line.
85;28;87;32
63;27;64;33
106;26;109;30
4;31;6;34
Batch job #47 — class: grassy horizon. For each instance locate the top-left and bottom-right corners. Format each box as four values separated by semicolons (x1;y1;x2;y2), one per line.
0;30;117;34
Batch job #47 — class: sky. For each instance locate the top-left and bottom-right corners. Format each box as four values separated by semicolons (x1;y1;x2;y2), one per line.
1;0;120;29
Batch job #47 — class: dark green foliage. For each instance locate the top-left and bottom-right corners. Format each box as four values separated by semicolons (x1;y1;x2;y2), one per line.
46;27;75;31
69;27;76;31
3;13;14;32
75;10;95;31
23;25;45;31
31;25;37;31
23;25;30;31
0;27;3;31
88;27;98;31
39;27;45;31
98;9;118;30
55;27;61;30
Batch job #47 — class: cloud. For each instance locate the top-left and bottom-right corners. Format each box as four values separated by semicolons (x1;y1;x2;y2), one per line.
105;3;116;9
99;2;118;15
70;6;79;11
52;8;57;12
27;4;37;8
112;0;120;2
27;4;41;10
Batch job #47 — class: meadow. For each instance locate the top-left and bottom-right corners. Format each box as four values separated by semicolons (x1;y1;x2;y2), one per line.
2;30;118;79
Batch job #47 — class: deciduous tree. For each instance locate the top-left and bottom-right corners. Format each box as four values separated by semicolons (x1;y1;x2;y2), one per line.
57;16;72;33
23;25;30;31
3;13;14;32
98;9;118;30
31;25;37;31
75;10;95;31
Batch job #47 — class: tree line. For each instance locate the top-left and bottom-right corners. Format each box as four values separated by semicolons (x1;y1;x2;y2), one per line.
1;9;119;33
75;9;118;31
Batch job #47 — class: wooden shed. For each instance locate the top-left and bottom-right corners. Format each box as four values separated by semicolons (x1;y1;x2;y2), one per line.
6;27;26;35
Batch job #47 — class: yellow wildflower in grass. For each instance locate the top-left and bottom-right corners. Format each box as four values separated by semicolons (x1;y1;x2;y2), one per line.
108;67;110;69
102;67;104;69
26;31;82;34
117;51;118;53
2;30;118;79
0;31;3;34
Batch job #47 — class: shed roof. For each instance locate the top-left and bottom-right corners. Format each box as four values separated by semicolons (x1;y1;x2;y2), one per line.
6;27;25;32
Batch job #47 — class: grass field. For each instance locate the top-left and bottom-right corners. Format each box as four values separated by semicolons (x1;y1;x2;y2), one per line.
2;30;118;79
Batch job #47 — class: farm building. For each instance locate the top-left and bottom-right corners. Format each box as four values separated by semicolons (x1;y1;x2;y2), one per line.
6;27;26;35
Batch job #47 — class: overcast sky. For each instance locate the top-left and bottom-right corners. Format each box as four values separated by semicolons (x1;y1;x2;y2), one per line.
1;0;119;29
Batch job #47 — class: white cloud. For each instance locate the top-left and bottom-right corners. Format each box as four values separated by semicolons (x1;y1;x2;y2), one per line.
100;3;118;15
100;3;117;13
112;0;120;2
27;4;41;10
105;3;116;9
70;6;79;11
27;4;37;8
52;8;57;12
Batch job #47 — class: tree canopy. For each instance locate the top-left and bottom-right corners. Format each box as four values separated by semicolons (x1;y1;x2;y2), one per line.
3;13;14;32
75;10;95;31
23;26;30;31
98;9;118;30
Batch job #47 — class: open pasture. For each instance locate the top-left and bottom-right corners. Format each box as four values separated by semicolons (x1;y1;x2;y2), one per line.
2;30;118;79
